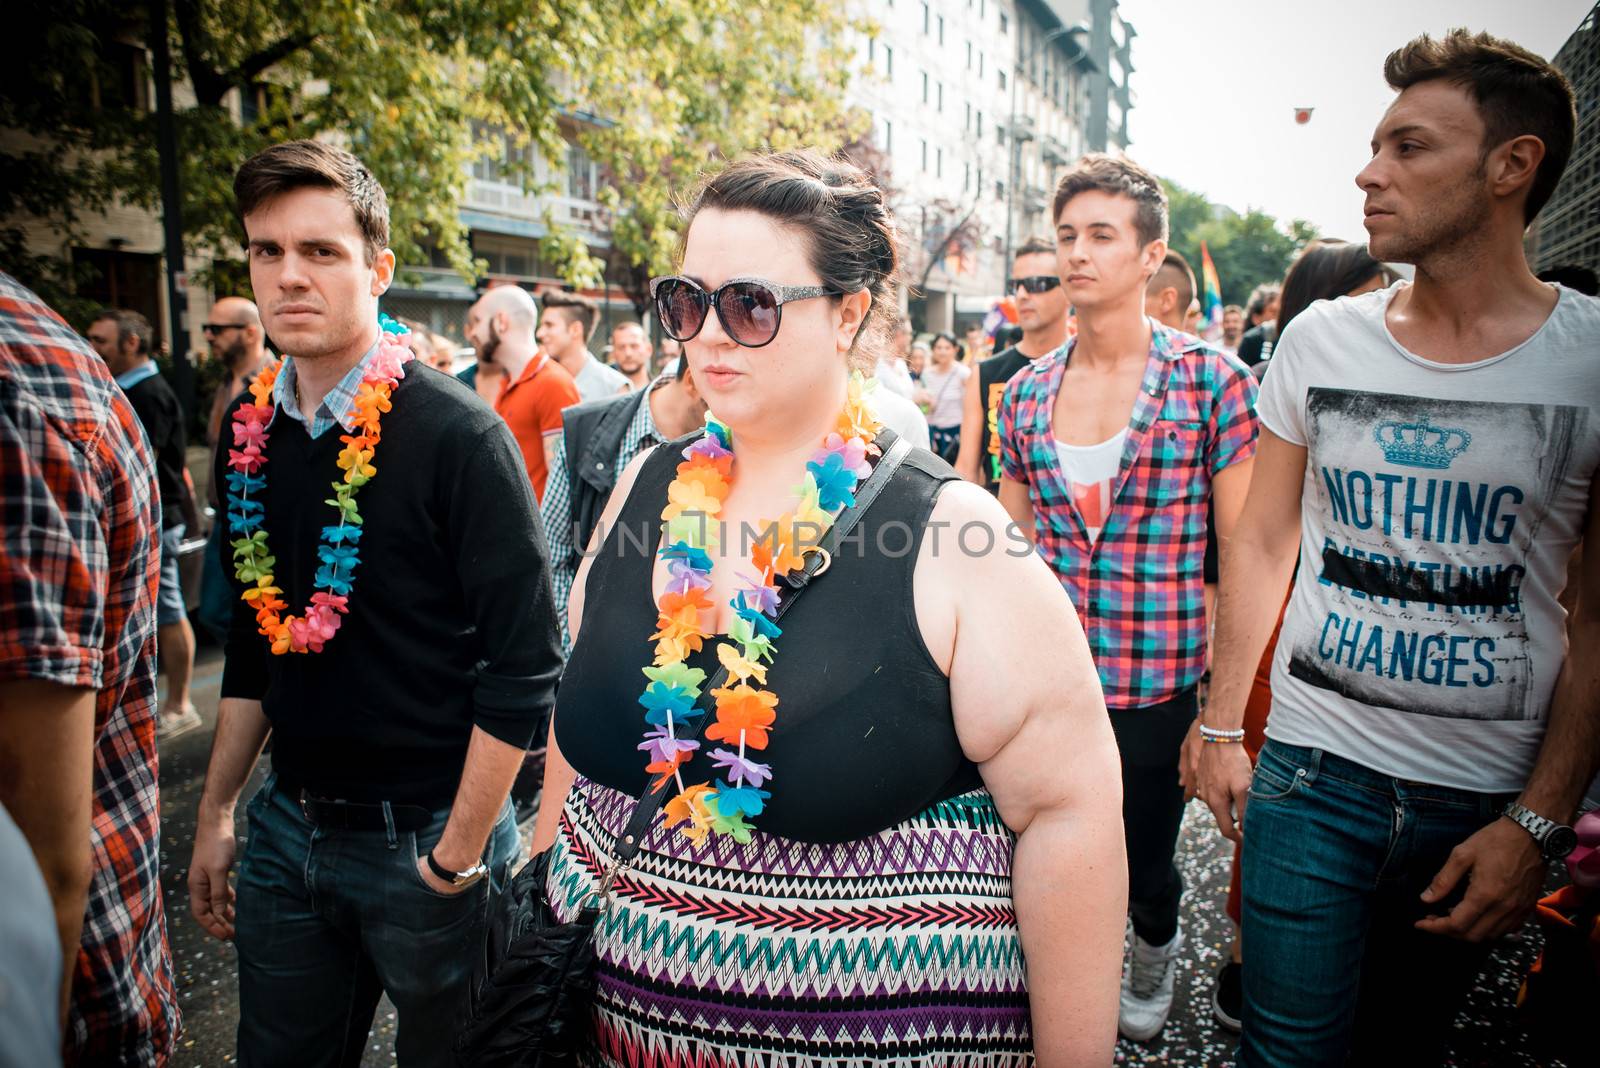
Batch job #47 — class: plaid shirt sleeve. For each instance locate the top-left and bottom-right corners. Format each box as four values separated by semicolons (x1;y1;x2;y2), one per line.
539;432;577;654
1206;353;1260;476
0;385;109;686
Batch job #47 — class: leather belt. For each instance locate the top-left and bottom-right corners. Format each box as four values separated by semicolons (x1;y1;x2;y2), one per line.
275;778;437;832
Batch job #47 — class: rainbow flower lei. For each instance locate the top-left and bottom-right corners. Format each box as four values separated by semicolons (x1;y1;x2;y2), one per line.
226;323;414;655
642;373;883;844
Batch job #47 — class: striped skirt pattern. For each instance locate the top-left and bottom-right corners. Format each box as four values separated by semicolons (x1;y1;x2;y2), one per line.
547;777;1033;1068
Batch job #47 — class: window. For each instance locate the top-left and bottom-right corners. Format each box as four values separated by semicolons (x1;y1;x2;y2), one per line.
567;143;596;200
996;124;1005;145
979;52;984;77
999;70;1006;91
938;15;945;44
1000;13;1008;33
922;1;930;33
868;37;875;64
884;45;894;77
884;119;893;153
937;82;944;111
995;180;1005;202
965;102;971;130
922;71;929;103
966;42;972;69
921;139;929;171
936;147;943;178
977;110;983;136
964;162;970;191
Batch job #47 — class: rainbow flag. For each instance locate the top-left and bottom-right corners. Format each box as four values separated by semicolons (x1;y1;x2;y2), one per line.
1200;241;1224;341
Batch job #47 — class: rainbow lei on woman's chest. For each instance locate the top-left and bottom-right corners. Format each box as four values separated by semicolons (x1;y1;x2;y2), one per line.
225;333;414;655
641;373;883;844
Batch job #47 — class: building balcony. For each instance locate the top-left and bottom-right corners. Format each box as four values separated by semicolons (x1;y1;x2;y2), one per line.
462;178;609;244
1040;135;1071;165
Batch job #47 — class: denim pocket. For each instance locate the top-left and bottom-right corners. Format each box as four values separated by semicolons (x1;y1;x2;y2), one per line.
1248;750;1305;803
406;830;483;903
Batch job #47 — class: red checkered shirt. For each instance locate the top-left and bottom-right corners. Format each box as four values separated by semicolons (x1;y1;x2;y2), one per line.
0;273;179;1065
999;322;1259;709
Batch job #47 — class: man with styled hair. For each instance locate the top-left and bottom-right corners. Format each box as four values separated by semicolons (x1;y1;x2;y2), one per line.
187;139;563;1066
1143;251;1196;331
1200;30;1600;1066
956;235;1070;493
537;288;627;400
998;153;1259;1041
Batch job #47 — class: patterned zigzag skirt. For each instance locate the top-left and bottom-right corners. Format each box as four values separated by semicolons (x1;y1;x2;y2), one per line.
548;777;1033;1068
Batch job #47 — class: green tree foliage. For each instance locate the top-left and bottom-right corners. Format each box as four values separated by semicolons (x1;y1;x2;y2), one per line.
1161;176;1319;306
3;0;860;318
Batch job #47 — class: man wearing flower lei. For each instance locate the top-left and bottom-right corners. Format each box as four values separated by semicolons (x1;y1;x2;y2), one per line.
185;140;563;1066
529;150;1128;1067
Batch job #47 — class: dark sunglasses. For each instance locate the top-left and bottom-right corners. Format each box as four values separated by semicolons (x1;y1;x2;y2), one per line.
650;275;840;349
1008;275;1061;295
201;322;248;335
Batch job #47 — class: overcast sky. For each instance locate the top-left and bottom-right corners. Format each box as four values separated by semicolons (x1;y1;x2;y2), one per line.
1115;0;1593;241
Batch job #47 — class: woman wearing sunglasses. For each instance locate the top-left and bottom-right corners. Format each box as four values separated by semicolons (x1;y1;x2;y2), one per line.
530;150;1125;1067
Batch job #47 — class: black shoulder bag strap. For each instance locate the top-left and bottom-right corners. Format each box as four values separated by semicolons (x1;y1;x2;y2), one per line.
590;430;913;896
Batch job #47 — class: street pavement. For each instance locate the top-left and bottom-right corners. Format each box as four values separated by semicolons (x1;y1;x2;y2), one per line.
156;643;1567;1067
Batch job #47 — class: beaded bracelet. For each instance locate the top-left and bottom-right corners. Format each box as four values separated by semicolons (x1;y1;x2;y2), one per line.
1198;724;1246;744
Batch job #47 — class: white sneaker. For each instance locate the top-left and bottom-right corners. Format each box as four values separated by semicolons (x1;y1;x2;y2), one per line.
1119;927;1183;1041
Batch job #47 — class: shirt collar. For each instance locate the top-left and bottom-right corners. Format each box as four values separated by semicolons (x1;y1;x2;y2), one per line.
114;361;160;390
634;376;665;441
1054;317;1211;368
271;339;381;434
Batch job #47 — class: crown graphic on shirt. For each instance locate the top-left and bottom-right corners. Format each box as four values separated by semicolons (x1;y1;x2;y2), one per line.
1373;417;1472;470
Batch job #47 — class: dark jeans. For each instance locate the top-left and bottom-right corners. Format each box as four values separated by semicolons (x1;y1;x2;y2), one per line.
1107;686;1198;946
1238;741;1512;1068
235;773;521;1068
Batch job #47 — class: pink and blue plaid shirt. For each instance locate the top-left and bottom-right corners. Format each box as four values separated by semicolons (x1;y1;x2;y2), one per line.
999;321;1259;709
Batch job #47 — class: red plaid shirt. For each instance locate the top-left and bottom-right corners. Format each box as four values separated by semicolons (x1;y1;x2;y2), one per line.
0;273;178;1065
999;322;1259;709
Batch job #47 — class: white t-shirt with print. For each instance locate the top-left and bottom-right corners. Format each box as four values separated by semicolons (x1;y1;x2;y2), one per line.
1055;430;1129;543
1257;282;1600;794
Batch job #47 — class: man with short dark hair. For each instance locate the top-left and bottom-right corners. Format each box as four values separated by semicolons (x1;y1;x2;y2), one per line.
86;308;200;738
1237;284;1281;367
187;140;563;1066
608;320;653;391
538;290;626;400
1200;30;1600;1066
955;235;1069;492
2;274;179;1068
998;153;1259;1042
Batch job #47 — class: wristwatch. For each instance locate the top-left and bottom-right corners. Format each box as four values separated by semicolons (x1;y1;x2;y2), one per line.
426;851;490;889
1502;802;1578;861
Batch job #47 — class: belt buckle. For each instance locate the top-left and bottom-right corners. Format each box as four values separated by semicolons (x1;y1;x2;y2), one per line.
298;790;316;823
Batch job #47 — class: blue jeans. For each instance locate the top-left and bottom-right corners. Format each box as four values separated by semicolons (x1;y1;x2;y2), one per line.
234;774;521;1068
1238;741;1514;1068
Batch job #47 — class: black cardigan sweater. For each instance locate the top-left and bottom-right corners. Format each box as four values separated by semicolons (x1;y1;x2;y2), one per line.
217;365;563;806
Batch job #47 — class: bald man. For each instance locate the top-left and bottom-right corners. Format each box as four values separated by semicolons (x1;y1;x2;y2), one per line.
204;296;272;446
466;285;580;501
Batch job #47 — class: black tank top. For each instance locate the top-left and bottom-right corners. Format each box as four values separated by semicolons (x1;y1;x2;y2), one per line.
553;432;983;844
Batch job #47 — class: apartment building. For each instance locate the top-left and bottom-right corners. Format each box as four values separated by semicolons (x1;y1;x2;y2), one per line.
1530;2;1598;275
847;0;1131;332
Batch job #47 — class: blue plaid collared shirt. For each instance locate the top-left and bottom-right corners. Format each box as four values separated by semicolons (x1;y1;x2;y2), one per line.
541;378;664;653
271;340;380;439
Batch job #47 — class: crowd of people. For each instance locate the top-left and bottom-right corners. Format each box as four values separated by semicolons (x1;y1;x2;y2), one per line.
1;24;1596;1068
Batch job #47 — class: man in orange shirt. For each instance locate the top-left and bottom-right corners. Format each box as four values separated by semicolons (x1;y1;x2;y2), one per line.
466;285;579;501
